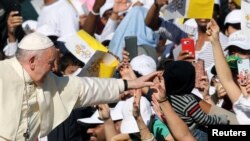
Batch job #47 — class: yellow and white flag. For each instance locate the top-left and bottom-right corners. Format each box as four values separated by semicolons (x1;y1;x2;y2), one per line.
241;0;250;37
63;30;118;77
161;0;214;20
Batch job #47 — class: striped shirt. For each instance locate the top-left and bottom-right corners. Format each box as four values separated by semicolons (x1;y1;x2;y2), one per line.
169;94;227;129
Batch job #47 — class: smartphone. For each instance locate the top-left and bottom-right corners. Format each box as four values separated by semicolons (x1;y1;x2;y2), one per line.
194;59;205;88
181;38;195;58
12;3;21;16
125;36;138;60
237;59;250;86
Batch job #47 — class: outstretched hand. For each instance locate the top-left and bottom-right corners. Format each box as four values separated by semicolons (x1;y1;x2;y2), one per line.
128;71;161;89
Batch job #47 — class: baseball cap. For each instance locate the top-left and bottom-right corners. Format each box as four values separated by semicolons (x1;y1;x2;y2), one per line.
120;96;152;134
77;101;124;124
18;32;54;50
100;0;114;17
130;54;156;76
225;30;250;51
224;10;244;25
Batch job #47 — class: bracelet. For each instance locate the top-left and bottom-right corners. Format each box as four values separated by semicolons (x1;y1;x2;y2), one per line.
91;10;100;16
141;133;154;141
158;98;168;103
123;79;128;91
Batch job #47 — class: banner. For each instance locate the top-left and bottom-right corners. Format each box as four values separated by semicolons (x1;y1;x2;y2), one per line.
63;30;118;77
161;0;214;20
241;0;250;37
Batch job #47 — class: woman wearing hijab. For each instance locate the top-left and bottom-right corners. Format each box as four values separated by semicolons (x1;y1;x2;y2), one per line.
163;61;229;141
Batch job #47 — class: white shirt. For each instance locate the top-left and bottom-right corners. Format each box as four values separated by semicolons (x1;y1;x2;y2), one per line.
37;0;79;37
195;32;228;69
233;95;250;124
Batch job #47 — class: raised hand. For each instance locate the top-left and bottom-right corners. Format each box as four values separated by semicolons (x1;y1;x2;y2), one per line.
97;104;111;121
113;0;131;13
177;50;195;62
151;74;167;103
206;19;220;43
198;74;210;97
132;89;142;119
7;11;23;41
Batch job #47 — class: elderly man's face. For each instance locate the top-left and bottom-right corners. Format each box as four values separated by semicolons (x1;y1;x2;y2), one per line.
33;47;57;84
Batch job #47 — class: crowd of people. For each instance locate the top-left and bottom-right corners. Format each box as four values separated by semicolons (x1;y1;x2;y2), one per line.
0;0;249;141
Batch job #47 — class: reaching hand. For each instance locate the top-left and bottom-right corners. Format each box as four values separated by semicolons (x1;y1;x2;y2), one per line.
119;63;137;80
198;74;210;97
177;50;195;62
132;89;142;119
7;11;23;35
97;104;111;121
206;19;220;43
151;74;167;102
128;71;160;89
113;0;131;13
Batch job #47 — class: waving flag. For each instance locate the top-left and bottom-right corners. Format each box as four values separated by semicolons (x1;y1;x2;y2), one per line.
161;0;214;20
63;30;118;77
241;0;250;37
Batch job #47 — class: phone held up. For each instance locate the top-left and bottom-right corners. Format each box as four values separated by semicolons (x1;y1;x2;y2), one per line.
124;36;138;60
237;59;250;86
181;38;195;58
193;59;205;89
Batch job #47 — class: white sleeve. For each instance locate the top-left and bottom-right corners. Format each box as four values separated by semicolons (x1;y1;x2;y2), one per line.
100;19;119;38
3;39;18;57
76;77;125;107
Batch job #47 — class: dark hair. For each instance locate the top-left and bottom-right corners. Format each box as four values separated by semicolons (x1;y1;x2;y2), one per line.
59;52;85;73
224;23;241;33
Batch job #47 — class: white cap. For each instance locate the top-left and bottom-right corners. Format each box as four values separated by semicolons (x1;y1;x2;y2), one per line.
18;32;54;50
225;30;250;50
130;54;156;76
224;10;244;25
120;97;152;134
100;0;114;17
77;101;124;124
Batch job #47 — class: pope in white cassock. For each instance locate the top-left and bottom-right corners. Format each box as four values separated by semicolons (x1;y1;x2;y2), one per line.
0;32;157;141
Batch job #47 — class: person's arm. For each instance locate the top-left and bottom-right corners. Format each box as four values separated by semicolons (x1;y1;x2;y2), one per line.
82;0;106;36
207;19;242;103
99;0;131;38
133;89;156;141
145;0;168;30
151;75;196;141
73;72;159;107
97;104;117;141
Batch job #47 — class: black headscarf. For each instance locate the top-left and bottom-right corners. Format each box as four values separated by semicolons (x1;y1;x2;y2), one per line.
163;61;195;95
